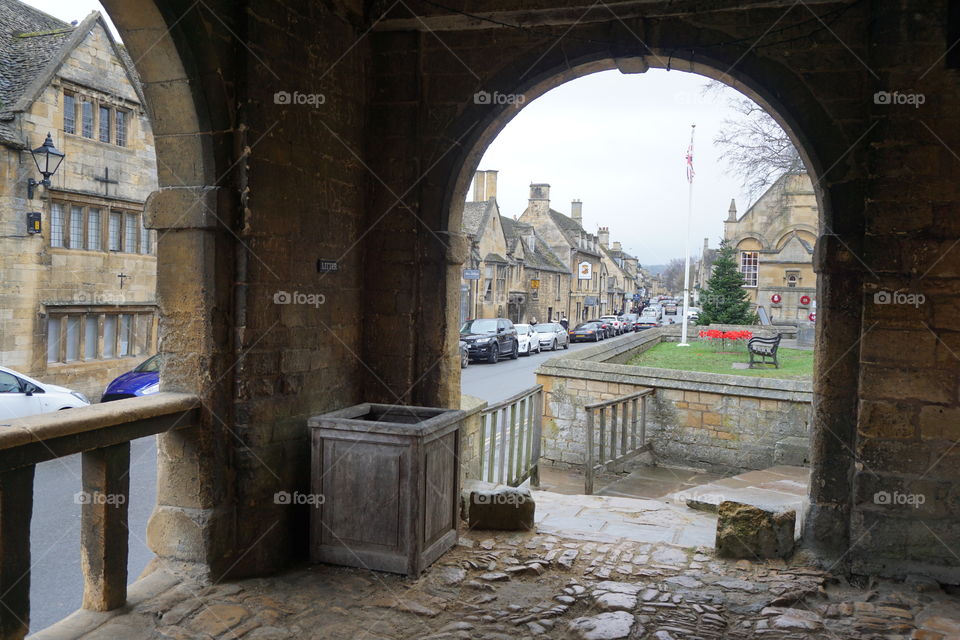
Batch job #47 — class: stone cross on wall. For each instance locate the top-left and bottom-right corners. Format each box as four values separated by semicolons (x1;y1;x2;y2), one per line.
95;167;119;196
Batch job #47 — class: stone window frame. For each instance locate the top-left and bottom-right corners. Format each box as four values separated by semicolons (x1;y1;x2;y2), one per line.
63;92;76;135
740;251;759;287
48;196;154;255
45;306;156;365
60;84;137;148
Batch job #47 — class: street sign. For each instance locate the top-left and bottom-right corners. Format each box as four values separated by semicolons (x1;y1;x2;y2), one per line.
463;268;481;280
577;261;592;280
530;279;540;289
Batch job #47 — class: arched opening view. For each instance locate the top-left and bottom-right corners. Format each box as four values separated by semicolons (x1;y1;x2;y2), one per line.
0;1;956;639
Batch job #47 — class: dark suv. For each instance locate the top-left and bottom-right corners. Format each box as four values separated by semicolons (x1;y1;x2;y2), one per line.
460;318;519;363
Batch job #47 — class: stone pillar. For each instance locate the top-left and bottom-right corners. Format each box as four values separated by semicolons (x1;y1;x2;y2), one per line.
80;443;130;611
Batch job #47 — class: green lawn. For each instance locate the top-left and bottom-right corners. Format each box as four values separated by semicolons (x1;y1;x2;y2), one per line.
627;340;813;380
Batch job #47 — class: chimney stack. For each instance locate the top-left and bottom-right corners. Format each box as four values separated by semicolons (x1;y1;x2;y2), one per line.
473;170;499;201
598;226;610;248
612;240;622;252
527;183;551;218
571;199;583;224
727;198;738;222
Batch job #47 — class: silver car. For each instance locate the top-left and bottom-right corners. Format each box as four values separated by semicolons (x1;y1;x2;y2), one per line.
535;322;569;351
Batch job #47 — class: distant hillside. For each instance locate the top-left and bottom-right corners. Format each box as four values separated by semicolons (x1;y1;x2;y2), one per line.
644;264;668;275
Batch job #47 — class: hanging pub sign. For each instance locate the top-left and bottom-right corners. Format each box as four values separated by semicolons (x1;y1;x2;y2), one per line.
577;261;593;280
530;279;540;289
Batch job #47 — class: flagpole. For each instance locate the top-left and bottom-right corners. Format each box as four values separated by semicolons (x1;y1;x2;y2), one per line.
679;124;695;347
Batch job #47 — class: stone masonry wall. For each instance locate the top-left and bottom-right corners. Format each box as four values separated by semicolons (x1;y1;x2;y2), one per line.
536;332;812;474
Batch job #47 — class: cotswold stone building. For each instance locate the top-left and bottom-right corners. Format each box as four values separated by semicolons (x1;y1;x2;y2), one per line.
1;1;959;636
0;1;157;400
725;172;818;324
518;185;605;323
460;171;570;323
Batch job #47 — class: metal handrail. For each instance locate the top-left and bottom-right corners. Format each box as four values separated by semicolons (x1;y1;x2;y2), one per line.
585;388;653;494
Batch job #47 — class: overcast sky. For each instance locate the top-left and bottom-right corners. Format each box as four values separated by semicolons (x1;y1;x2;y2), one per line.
26;0;770;266
476;69;760;266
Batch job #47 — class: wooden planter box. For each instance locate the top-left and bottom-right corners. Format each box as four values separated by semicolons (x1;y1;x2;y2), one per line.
308;403;465;575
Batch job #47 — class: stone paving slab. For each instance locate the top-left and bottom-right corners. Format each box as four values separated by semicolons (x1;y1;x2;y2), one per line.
33;521;960;640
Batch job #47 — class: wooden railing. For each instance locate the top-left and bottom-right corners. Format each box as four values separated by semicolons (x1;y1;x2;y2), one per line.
478;385;542;487
0;392;200;640
584;389;653;494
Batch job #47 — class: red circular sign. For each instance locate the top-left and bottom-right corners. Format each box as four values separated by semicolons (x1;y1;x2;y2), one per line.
771;294;782;304
809;312;816;322
800;295;811;305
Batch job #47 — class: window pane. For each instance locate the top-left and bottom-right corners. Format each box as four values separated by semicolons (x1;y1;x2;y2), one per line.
63;94;75;134
109;213;121;251
69;206;83;249
87;208;101;250
65;316;80;361
47;317;61;363
118;314;132;357
50;203;64;247
115;110;127;147
125;214;137;252
81;101;94;138
140;217;151;254
103;315;117;358
99;106;110;142
84;316;98;360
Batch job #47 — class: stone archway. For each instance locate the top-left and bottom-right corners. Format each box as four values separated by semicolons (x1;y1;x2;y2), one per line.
434;47;860;566
98;0;238;578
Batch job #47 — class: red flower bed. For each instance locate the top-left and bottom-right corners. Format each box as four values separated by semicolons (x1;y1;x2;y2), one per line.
698;329;752;349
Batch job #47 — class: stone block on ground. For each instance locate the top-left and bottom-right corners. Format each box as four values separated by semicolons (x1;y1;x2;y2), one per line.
774;436;810;466
715;500;795;559
466;485;535;531
568;611;637;639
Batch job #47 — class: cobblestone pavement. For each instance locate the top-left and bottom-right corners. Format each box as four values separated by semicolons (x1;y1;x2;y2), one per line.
47;525;960;640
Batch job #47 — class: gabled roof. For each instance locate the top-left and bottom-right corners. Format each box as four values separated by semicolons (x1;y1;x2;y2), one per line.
0;1;146;148
462;199;498;237
500;215;569;273
546;209;600;257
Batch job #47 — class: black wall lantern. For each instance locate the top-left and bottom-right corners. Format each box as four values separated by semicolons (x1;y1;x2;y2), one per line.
27;133;65;199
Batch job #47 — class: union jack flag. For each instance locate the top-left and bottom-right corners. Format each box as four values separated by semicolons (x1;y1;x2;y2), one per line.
685;125;696;183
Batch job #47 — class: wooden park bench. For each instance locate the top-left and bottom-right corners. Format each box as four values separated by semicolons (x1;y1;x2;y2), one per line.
748;334;782;368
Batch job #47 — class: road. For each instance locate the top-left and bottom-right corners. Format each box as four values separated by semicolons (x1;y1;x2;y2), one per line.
461;337;599;403
30;331;630;632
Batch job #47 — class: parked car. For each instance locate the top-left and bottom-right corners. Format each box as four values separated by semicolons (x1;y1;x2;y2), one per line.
459;340;469;368
637;309;660;329
600;315;623;335
621;313;639;332
587;319;611;339
460;318;519;363
0;366;90;420
514;324;542;356
536;322;569;350
569;322;602;342
101;354;161;402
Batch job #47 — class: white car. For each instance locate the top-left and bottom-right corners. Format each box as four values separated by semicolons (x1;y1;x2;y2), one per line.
600;315;623;335
535;322;570;351
0;366;90;421
514;324;543;356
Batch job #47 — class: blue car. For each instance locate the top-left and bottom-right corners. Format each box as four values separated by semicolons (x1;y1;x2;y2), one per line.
101;354;160;402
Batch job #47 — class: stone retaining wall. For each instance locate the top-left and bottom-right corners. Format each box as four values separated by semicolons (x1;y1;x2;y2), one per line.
535;330;813;474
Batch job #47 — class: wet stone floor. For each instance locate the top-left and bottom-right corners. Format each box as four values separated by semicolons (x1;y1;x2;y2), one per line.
65;526;960;640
